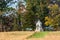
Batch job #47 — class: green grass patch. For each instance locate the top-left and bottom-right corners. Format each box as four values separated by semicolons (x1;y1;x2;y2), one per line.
28;32;48;38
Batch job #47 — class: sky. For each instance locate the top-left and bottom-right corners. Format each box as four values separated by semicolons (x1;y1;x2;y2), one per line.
3;0;26;16
7;0;58;9
8;0;26;9
8;0;58;9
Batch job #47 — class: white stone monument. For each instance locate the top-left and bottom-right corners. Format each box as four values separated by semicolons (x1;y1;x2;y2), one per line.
35;19;43;32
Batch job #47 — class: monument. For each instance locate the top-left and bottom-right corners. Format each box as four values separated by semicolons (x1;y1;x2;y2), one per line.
35;19;43;32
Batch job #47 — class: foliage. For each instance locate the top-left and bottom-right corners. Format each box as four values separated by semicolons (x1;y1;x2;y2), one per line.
24;0;49;30
0;0;60;31
45;3;60;30
0;10;19;31
45;16;54;26
0;0;13;11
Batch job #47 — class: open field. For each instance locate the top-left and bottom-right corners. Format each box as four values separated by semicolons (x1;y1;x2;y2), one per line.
27;31;60;40
0;31;34;40
0;31;60;40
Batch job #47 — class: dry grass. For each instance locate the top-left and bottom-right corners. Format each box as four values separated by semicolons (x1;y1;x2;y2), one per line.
0;31;34;40
0;31;60;40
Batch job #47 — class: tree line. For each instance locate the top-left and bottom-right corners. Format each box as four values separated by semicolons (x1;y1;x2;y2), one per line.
0;0;60;32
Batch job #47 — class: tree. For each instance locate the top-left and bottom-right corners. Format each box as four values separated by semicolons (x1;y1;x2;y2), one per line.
17;0;26;31
45;3;60;30
0;10;19;31
24;0;49;30
0;0;13;11
0;0;19;31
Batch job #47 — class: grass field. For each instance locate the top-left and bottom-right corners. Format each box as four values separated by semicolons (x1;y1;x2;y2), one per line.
27;32;48;38
0;31;60;40
0;31;34;40
27;31;60;40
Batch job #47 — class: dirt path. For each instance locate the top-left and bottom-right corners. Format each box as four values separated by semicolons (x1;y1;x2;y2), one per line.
0;31;34;40
27;31;60;40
